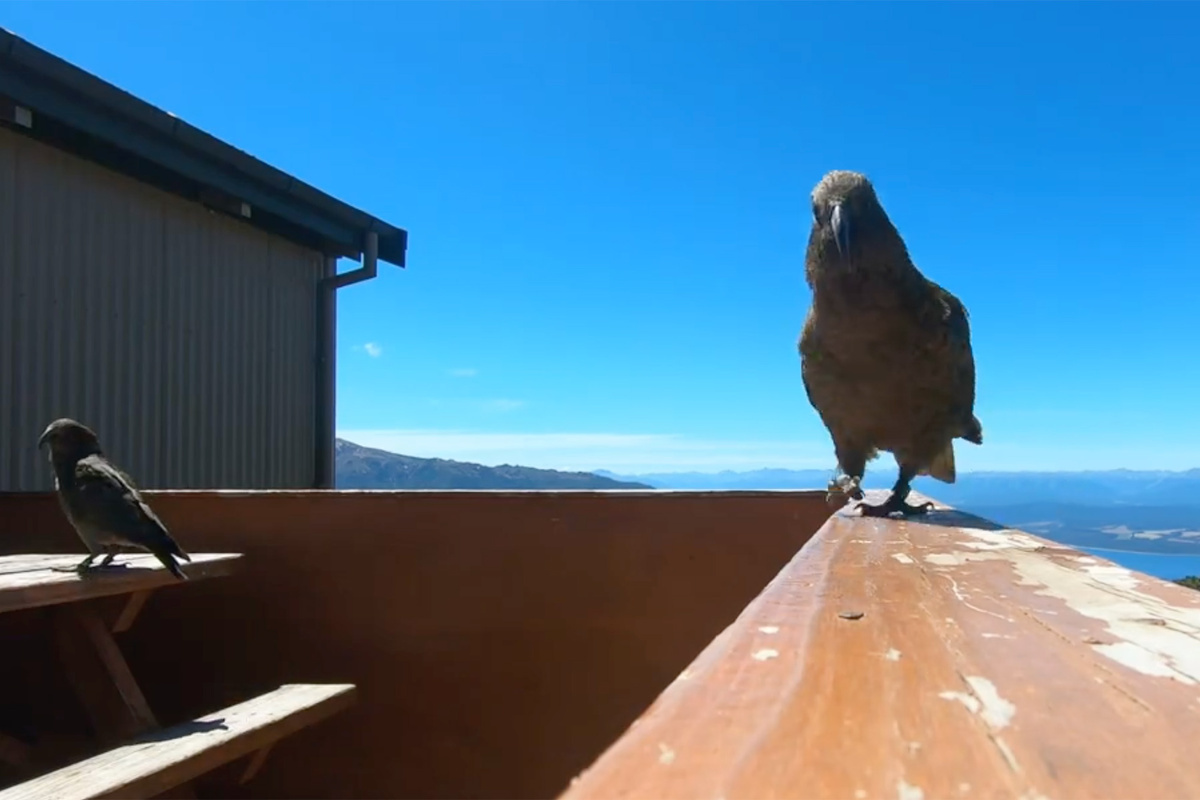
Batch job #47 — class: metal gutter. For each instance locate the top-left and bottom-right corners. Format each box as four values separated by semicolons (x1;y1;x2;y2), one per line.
314;233;380;488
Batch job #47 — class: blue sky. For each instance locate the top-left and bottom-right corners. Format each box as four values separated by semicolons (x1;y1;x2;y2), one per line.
8;2;1200;474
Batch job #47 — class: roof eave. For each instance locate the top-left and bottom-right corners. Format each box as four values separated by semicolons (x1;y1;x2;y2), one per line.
0;28;407;269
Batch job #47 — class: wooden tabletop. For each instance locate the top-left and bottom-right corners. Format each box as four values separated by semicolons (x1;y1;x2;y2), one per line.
0;553;242;615
560;491;1200;800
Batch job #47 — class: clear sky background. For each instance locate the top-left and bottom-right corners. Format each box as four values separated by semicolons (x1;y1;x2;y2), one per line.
7;2;1200;474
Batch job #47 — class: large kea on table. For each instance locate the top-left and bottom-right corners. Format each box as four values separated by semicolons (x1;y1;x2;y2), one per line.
798;170;983;518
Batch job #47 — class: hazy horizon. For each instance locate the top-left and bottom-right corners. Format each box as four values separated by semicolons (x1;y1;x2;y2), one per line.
336;435;1199;478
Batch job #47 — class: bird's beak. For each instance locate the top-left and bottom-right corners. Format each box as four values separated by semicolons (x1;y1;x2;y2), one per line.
831;202;850;258
37;429;51;449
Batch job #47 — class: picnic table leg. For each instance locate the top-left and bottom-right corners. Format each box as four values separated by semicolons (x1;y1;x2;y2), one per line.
53;602;198;799
112;589;156;634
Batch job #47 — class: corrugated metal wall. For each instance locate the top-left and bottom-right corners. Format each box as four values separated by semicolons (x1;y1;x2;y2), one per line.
0;126;323;490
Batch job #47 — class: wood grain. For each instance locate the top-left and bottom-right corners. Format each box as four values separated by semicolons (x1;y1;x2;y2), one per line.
53;603;158;746
560;491;1200;800
0;684;357;800
0;553;241;615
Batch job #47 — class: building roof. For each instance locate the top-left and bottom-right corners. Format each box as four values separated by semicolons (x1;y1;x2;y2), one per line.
0;28;407;268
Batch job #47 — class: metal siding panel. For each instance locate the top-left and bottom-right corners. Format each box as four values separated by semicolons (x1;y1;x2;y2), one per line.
0;134;15;485
0;127;322;490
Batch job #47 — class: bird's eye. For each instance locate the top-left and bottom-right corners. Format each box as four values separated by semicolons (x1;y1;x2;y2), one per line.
812;202;821;221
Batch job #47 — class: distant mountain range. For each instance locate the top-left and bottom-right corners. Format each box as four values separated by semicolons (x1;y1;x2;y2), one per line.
335;441;1200;508
332;439;1200;558
335;439;652;490
593;468;1200;508
590;467;1200;561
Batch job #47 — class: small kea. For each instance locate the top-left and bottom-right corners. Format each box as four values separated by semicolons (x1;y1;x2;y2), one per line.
798;170;983;517
38;418;191;579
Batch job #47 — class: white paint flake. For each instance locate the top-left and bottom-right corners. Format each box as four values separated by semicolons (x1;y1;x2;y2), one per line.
885;648;902;661
994;738;1021;772
657;742;675;765
1081;563;1142;590
925;524;1200;685
892;553;915;564
936;676;1012;738
1094;641;1188;681
752;648;779;661
939;676;1015;731
964;676;1016;729
965;529;1200;683
758;625;780;635
938;690;981;715
959;529;1045;552
897;779;925;800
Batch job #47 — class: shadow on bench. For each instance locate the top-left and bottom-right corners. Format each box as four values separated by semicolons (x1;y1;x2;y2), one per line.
0;683;357;800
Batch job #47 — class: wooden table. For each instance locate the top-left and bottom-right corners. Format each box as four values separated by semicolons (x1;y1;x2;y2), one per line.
0;552;356;800
0;553;242;786
561;491;1200;800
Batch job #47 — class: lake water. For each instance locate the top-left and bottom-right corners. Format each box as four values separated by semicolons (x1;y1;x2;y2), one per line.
1078;547;1200;582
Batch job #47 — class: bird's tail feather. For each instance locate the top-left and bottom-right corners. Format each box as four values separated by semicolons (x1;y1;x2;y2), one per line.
143;530;188;580
151;547;187;580
155;529;191;563
960;415;983;445
927;441;957;484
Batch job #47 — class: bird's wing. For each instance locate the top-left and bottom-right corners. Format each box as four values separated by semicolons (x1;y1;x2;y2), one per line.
798;312;827;412
798;311;854;438
73;455;172;547
924;280;977;417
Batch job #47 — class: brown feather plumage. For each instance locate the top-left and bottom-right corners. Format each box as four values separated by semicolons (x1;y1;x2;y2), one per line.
798;170;982;517
38;418;191;579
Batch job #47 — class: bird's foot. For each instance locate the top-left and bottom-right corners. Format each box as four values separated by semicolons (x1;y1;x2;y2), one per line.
857;493;935;519
51;559;129;575
49;563;99;576
825;474;865;505
96;552;129;570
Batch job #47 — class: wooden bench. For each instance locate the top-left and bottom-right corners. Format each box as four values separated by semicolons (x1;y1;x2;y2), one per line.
0;683;357;800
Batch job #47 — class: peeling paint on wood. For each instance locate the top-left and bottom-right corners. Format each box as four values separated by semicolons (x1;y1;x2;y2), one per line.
560;490;1200;800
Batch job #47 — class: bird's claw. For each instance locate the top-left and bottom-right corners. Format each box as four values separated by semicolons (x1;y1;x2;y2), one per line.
54;560;129;576
825;474;865;508
97;553;123;569
858;496;935;519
